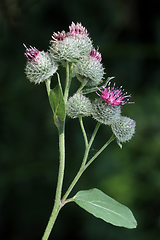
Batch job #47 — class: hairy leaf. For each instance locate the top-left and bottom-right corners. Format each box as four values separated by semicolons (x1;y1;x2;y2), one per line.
73;188;137;229
49;83;65;125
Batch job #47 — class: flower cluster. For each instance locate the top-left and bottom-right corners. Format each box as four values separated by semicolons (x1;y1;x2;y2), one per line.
24;22;136;143
24;22;105;86
66;80;135;142
91;81;135;142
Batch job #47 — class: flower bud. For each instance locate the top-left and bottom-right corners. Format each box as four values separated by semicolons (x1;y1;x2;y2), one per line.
92;98;121;125
111;116;136;142
24;45;58;84
49;22;93;62
74;48;104;87
66;93;92;118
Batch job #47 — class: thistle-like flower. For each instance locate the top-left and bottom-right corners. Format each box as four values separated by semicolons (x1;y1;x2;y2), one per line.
24;44;58;84
92;82;134;125
74;48;104;87
49;22;93;62
66;93;92;119
111;116;136;142
97;82;134;106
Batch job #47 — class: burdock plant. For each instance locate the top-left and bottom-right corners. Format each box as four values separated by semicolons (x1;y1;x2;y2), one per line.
23;22;137;240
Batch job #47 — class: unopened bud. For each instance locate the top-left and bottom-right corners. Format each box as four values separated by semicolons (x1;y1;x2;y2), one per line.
74;48;104;87
66;93;92;118
111;116;136;142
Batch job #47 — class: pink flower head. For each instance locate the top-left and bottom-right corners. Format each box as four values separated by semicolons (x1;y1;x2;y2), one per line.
23;44;40;62
89;48;102;63
50;30;66;43
69;22;88;37
97;82;134;106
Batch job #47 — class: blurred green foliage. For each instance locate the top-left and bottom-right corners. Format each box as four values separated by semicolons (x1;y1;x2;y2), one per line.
0;0;160;239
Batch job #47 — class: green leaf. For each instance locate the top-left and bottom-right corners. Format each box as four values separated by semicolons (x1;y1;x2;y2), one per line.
49;83;65;125
73;188;137;229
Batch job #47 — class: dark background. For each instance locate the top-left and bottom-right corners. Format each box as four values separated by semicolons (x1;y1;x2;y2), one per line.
1;0;160;239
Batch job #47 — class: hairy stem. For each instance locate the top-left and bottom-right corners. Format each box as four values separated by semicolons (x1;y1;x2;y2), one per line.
41;64;73;239
85;134;115;169
41;121;65;240
79;116;88;147
61;122;101;203
61;133;115;204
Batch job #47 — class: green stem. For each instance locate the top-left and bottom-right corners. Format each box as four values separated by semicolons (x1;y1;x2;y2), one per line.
81;122;101;166
79;116;88;147
85;134;115;169
42;63;73;239
41;122;65;240
61;122;101;203
76;78;88;93
43;74;115;238
45;78;51;96
61;133;115;204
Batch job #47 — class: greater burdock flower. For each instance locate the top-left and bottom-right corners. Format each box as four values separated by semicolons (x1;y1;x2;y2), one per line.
111;116;136;142
92;82;134;125
49;22;93;62
92;98;121;125
24;44;58;84
66;93;92;118
97;82;134;106
74;48;105;87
